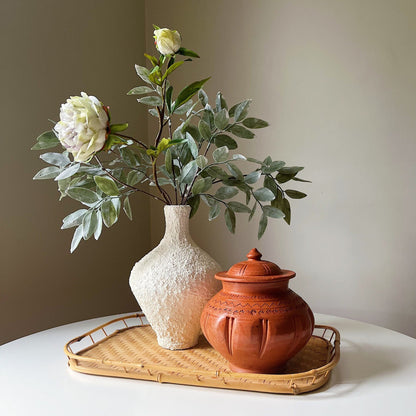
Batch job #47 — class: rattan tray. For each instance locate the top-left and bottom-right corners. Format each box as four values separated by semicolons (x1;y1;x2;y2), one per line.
64;313;340;395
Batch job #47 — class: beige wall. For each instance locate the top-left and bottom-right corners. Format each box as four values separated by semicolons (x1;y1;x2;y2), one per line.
146;0;416;337
0;0;150;344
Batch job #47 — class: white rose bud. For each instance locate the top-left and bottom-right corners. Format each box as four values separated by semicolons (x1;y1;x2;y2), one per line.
54;92;108;162
154;28;181;56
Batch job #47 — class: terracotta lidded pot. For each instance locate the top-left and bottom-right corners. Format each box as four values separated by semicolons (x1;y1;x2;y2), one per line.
200;248;314;373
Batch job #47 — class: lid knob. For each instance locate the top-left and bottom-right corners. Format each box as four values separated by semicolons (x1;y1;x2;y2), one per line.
247;248;262;261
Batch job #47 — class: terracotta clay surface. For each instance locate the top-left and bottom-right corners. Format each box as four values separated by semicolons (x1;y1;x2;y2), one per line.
200;249;314;373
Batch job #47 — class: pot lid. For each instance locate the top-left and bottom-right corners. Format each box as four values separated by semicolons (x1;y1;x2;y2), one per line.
216;248;295;282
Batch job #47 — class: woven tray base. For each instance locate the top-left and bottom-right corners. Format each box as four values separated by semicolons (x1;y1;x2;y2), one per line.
65;313;340;394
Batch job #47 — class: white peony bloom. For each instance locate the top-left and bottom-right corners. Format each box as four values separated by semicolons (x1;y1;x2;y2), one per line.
154;28;181;56
54;92;108;162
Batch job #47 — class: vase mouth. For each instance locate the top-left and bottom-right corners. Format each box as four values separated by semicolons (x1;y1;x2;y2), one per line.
164;204;191;210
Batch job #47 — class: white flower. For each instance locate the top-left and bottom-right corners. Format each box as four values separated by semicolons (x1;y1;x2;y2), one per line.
54;92;108;162
154;28;181;56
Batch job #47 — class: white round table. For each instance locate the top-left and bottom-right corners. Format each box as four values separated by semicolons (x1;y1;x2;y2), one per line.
1;313;415;415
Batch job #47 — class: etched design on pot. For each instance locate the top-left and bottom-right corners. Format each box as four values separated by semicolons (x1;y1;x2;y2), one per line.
201;248;314;373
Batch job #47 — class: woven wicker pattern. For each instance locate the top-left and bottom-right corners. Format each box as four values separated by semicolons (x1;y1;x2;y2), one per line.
65;313;340;394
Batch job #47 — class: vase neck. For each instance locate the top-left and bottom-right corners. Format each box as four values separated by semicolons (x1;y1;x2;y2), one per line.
162;205;192;243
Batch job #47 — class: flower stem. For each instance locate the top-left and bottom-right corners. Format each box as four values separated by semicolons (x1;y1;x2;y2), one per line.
94;156;166;203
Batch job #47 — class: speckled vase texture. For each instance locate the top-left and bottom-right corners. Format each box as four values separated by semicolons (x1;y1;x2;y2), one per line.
129;205;222;350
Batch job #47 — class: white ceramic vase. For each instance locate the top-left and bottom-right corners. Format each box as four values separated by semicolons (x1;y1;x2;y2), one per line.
129;205;222;350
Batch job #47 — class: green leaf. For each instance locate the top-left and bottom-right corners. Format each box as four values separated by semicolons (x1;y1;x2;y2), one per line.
192;177;212;195
228;201;251;213
138;96;163;106
31;131;60;150
224;208;236;233
279;166;304;175
148;108;159;117
285;189;307;199
196;155;208;169
126;170;145;186
166;85;173;113
198;89;208;107
148;66;162;85
263;175;278;196
179;160;197;184
214;134;237;150
249;202;257;221
202;106;215;129
262;160;285;174
33;166;60;180
58;176;71;199
213;146;229;162
40;152;70;167
276;173;295;183
94;176;120;196
262;206;284;219
258;214;268;239
135;65;152;84
172;77;210;112
174;99;194;114
61;209;88;229
230;125;255;139
94;211;103;240
101;200;117;227
82;210;98;240
112;197;121;217
110;123;128;133
292;177;312;183
198;119;211;141
185;132;199;158
227;163;244;181
232;154;246;160
236;182;252;204
127;86;154;95
253;187;275;202
120;148;137;167
187;195;200;218
233;100;251;122
123;196;133;220
215;186;238;199
70;225;83;253
54;163;80;181
162;61;184;81
246;157;263;164
144;53;159;66
282;198;291;225
205;165;229;180
67;187;100;205
184;124;201;143
209;201;221;221
242;118;269;129
177;47;200;58
216;92;228;111
214;109;229;130
244;170;261;184
102;133;126;150
165;148;173;175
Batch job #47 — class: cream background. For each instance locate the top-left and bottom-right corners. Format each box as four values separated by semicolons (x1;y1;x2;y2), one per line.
0;0;150;345
1;0;415;344
146;0;416;338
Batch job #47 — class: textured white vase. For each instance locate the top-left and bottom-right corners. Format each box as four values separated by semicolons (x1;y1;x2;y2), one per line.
129;205;222;350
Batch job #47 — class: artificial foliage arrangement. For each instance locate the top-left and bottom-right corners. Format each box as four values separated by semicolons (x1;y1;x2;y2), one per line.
32;25;309;252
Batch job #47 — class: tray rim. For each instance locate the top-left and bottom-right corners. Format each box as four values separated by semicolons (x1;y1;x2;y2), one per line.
64;312;340;394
